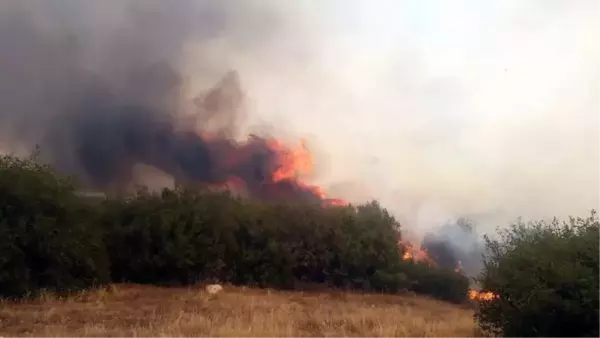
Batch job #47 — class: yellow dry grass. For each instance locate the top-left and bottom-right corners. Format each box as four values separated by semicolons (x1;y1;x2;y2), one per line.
0;284;478;337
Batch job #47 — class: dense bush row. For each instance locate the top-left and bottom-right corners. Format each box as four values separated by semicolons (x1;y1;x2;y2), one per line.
0;154;467;303
475;212;599;337
3;154;598;337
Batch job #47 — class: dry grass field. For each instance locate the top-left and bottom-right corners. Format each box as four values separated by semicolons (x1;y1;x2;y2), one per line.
0;284;479;337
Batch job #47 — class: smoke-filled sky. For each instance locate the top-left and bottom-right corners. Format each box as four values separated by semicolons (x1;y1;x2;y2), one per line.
0;0;598;235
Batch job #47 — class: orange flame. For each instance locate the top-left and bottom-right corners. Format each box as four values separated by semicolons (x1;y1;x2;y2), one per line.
398;240;435;265
396;235;498;302
468;289;498;302
265;138;347;207
267;138;314;182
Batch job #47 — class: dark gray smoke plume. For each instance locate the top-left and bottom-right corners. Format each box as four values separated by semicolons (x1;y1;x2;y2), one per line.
0;0;325;202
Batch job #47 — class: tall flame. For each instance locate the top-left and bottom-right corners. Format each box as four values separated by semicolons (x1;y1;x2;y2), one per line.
267;139;313;182
265;138;347;207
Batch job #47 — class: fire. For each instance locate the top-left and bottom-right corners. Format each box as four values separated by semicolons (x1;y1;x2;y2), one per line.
267;139;314;182
468;289;498;302
264;137;347;207
399;239;435;265
397;238;498;302
221;135;499;303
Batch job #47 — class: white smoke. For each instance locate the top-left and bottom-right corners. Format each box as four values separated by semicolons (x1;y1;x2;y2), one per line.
182;0;599;235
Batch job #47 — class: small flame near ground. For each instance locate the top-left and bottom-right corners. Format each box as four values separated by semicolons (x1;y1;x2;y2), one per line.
398;240;498;302
468;290;498;301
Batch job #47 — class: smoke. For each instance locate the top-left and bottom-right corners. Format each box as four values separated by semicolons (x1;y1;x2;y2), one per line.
201;0;598;236
420;217;485;277
0;1;598;241
0;0;330;203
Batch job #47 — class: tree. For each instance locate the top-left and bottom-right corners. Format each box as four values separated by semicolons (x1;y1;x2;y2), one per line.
475;211;599;337
0;153;109;297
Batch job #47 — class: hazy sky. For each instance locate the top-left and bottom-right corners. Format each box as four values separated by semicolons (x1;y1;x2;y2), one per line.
181;0;599;232
2;0;598;235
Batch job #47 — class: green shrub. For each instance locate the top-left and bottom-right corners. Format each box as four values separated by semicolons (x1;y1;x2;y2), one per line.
0;154;109;297
99;188;468;302
400;260;470;303
101;191;405;289
100;188;241;285
0;152;475;304
475;211;599;337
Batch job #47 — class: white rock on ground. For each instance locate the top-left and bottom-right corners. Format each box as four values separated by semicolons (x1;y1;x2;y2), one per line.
205;284;223;294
